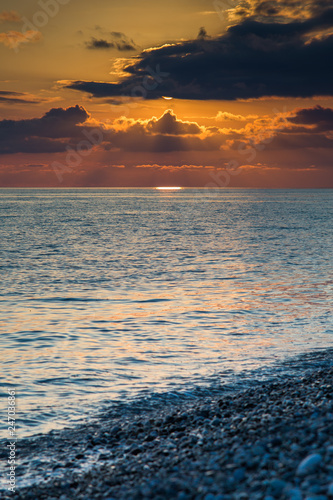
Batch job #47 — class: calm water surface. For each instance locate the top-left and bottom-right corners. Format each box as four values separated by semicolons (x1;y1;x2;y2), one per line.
0;189;332;437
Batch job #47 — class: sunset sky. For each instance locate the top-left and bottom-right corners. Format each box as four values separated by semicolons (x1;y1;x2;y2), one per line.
0;0;332;187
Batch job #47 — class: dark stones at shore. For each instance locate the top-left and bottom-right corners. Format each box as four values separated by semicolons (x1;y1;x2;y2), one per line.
2;367;333;499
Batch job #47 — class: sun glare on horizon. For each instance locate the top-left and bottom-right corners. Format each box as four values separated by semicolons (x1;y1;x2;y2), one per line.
155;187;182;190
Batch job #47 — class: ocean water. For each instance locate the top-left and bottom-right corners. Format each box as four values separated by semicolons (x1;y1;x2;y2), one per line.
0;188;332;439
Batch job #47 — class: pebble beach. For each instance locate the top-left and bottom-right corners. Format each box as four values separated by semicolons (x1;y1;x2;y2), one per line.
2;364;333;500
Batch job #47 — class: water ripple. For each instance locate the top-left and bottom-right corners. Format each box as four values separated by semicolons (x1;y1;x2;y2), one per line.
0;188;332;438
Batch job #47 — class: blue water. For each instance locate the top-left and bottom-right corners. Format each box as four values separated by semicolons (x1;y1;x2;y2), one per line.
0;188;332;438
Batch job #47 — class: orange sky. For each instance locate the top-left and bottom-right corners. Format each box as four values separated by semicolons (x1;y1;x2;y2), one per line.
0;0;332;188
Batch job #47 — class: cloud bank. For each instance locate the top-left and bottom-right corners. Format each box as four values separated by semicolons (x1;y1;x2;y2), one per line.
1;105;332;162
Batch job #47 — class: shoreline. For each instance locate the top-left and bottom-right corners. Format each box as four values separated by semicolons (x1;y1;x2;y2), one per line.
1;364;333;499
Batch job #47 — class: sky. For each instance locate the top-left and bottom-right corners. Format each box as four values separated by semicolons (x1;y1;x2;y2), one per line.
0;0;332;188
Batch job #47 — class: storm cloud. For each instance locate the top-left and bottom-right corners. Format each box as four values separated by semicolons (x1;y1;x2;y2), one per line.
253;106;333;150
287;105;333;132
1;104;332;158
66;7;333;101
0;105;89;154
0;107;222;155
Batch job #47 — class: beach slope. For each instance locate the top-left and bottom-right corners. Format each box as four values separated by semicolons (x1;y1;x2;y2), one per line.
2;367;333;499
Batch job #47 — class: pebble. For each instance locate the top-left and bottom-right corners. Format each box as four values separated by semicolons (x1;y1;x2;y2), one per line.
286;488;303;500
233;468;245;482
297;454;322;476
204;494;216;500
305;496;328;500
2;366;333;500
268;478;287;497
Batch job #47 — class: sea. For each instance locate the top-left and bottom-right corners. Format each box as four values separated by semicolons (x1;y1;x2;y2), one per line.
0;188;332;439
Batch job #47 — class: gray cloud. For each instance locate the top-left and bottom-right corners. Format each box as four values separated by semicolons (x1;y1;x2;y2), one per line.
256;106;333;150
287;105;333;132
0;107;222;155
2;105;333;158
0;105;89;154
146;110;202;135
85;32;137;51
0;90;41;104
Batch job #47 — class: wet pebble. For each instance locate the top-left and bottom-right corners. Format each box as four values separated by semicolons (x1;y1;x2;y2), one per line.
4;366;333;500
297;454;322;476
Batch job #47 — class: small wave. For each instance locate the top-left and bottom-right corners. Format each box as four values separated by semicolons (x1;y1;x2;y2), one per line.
34;297;107;303
135;298;171;303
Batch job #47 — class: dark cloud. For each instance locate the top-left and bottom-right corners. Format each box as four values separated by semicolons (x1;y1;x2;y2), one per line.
197;27;208;39
0;90;40;104
85;32;137;51
254;106;333;151
66;8;333;101
228;8;333;38
0;105;89;154
0;107;222;155
219;104;333;159
228;0;333;22
2;104;333;159
86;38;114;49
287;105;333;132
147;110;202;135
0;96;36;104
0;91;24;96
105;110;220;152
